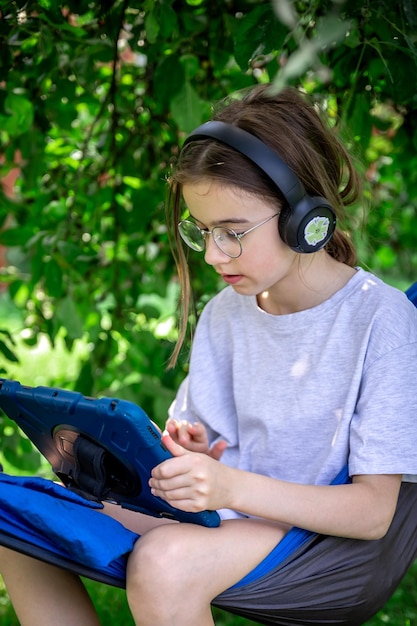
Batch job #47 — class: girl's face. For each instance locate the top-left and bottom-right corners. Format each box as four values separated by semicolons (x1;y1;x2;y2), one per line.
182;180;304;310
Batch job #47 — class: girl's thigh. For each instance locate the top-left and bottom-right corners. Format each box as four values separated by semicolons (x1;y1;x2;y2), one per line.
127;517;288;600
100;500;178;533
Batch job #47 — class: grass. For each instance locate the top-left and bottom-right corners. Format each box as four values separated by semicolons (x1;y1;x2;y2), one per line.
0;563;416;625
0;293;416;624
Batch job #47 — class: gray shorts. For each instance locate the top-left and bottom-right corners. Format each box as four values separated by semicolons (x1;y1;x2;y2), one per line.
213;482;417;626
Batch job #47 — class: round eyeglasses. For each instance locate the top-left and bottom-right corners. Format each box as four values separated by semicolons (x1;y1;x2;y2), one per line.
178;213;279;259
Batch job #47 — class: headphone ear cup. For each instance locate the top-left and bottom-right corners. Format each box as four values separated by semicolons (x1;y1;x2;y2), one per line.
279;197;336;253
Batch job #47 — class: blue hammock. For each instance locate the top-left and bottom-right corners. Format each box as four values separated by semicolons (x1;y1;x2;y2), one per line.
0;282;415;591
0;473;137;586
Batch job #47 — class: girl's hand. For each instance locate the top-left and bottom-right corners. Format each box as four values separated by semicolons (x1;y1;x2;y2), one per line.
149;432;230;512
165;418;227;460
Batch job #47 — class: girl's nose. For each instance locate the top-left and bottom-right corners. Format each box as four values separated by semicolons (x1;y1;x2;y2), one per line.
204;235;231;266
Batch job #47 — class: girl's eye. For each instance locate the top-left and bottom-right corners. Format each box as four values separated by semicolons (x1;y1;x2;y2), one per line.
213;230;227;243
219;229;238;241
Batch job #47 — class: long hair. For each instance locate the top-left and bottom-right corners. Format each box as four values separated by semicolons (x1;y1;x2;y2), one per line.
166;85;361;366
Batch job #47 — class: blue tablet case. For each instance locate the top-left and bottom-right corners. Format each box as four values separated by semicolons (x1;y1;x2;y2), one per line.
0;378;220;528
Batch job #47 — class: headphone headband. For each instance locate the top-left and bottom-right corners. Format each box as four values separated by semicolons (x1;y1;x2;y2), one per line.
183;121;306;208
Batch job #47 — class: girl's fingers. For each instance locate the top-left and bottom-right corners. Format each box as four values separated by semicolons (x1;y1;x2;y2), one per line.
165;419;194;446
164;419;211;453
187;421;207;442
209;439;227;460
161;430;187;457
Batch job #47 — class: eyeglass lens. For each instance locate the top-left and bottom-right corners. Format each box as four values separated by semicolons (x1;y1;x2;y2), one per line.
178;220;206;252
178;221;242;257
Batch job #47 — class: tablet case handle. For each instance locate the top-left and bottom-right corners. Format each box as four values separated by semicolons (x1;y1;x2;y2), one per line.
72;437;109;501
63;435;141;503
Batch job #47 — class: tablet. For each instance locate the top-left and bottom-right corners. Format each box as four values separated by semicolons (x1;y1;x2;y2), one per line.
0;378;220;528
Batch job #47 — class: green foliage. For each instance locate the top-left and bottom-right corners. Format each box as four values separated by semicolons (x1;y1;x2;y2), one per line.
0;0;415;473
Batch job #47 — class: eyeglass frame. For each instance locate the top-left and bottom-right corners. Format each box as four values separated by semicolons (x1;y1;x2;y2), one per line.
178;212;280;258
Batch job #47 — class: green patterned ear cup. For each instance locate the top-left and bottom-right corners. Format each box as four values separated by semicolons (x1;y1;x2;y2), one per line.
304;216;331;247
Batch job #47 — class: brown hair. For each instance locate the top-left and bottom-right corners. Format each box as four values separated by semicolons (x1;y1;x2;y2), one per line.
166;85;360;366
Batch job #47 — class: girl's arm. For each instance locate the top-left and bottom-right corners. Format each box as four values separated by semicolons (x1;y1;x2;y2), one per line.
150;433;402;541
222;468;401;540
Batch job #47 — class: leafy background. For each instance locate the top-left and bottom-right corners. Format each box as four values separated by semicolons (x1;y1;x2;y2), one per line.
0;0;416;624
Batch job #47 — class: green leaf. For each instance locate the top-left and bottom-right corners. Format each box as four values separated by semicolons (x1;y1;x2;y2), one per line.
1;93;34;136
0;339;19;363
233;5;284;70
180;54;200;81
272;15;354;90
343;23;362;49
348;92;373;149
170;82;204;132
153;54;185;105
55;296;84;340
44;258;64;298
145;12;160;44
75;359;94;396
159;2;179;38
122;176;142;189
0;227;35;247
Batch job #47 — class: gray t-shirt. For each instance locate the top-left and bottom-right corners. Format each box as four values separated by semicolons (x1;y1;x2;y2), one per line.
169;268;417;517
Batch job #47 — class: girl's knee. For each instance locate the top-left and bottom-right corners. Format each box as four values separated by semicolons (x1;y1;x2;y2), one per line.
127;526;185;589
126;527;215;625
126;527;186;622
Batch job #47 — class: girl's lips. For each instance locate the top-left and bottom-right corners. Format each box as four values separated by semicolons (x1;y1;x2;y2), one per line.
221;274;243;285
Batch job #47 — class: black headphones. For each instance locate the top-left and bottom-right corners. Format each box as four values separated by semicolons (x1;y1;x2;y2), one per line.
182;121;336;253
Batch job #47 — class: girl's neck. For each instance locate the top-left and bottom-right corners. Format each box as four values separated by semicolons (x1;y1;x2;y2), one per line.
257;252;356;316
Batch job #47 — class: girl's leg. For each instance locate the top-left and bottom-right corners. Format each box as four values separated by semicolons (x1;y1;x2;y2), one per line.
126;517;287;626
0;547;100;626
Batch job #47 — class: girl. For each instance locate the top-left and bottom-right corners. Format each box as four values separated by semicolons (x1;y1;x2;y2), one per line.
1;85;417;626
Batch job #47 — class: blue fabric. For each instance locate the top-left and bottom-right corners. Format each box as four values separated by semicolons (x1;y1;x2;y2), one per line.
0;473;139;576
406;281;417;307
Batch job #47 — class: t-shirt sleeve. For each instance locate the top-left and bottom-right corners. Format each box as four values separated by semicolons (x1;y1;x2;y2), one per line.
349;317;417;478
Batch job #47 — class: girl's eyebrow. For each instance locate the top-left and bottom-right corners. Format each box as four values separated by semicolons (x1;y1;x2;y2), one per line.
189;213;251;227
